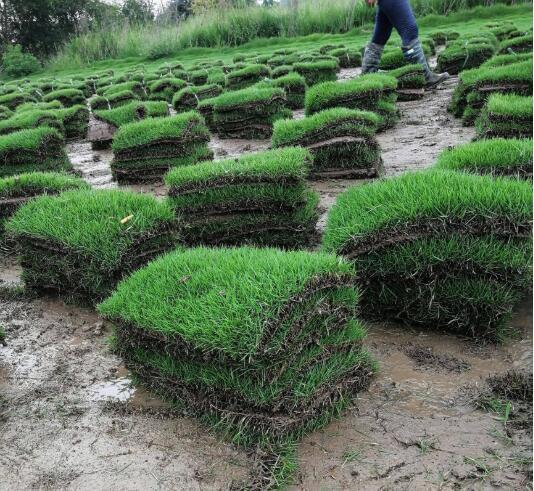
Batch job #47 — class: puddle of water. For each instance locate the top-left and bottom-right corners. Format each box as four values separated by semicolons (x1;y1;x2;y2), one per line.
88;377;136;402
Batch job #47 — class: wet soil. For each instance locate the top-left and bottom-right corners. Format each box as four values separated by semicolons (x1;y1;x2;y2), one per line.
1;66;529;490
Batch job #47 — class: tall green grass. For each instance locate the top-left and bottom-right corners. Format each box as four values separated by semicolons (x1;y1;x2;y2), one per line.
50;1;531;69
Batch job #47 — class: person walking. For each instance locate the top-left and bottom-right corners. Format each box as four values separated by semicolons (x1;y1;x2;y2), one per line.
362;0;449;87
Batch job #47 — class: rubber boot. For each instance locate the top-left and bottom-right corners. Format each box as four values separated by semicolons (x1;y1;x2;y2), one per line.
361;42;384;74
402;38;450;87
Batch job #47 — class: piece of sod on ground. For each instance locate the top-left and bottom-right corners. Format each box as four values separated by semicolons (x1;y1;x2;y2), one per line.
42;88;85;107
98;245;376;445
172;84;223;112
0;105;13;121
0;172;88;237
272;108;382;179
148;78;187;102
449;60;532;124
90;90;140;111
269;73;306;110
226;64;270;90
211;87;290;139
475;93;533;139
16;100;63;112
498;33;533;54
327;48;361;68
6;189;177;305
111;112;212;183
0;93;35;111
0;110;64;136
437;42;496;75
481;52;532;68
0;127;71;177
54;105;90;139
435;138;532;179
294;59;339;86
101;81;146;99
305;73;398;131
389;64;425;101
322;169;532;341
165;147;319;247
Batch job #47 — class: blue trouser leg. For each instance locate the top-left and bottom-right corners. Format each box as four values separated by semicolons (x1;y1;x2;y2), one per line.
371;0;419;47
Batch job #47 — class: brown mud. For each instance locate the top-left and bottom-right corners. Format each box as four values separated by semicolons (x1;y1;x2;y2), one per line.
1;66;530;490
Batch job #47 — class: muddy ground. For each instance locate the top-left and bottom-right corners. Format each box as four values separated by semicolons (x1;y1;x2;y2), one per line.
1;66;531;491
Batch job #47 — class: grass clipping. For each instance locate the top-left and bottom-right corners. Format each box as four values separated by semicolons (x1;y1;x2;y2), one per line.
98;245;376;446
322;169;532;341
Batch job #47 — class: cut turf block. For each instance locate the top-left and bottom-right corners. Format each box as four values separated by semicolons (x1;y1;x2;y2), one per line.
0;93;36;111
475;93;533;139
111;112;212;183
270;73;306;110
435;138;532;179
0;105;13;121
294;60;339;86
450;60;532;124
0;110;64;136
322;170;532;341
226;64;270;90
148;78;187;102
0;127;71;177
437;41;496;75
327;48;362;68
6;189;177;305
481;52;532;68
498;34;533;54
0;172;88;236
211;87;289;139
90;90;140;110
98;245;376;444
272;108;382;179
429;30;460;46
165;147;319;247
172;84;223;113
389;64;425;101
102;81;146;99
42;88;85;107
304;73;398;131
54;105;90;139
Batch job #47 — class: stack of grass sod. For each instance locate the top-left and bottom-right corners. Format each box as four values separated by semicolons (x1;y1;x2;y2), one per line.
111;112;212;183
322;170;533;341
272;108;382;179
449;60;532;125
101;81;146;99
0;92;36;111
435;138;532;179
97;246;376;478
268;73;307;110
305;73;398;131
475;93;533;139
389;64;425;101
42;88;86;107
0;172;88;238
165;147;319;248
0;109;64;136
498;33;533;54
225;64;270;90
481;52;532;69
0;105;13;121
294;59;339;86
437;33;498;75
211;87;290;139
487;22;521;41
148;78;187;102
5;189;177;305
171;84;223;113
327;47;361;68
0;127;71;177
429;30;460;46
53;105;90;139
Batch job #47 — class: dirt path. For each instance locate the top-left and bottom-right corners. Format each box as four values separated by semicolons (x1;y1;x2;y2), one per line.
1;69;529;490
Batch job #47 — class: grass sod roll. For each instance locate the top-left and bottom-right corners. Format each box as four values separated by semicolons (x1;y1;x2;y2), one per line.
389;64;425;101
90;90;140;110
270;73;306;110
435;138;532;179
475;93;533;139
42;88;86;107
93;101;147;129
0;172;88;237
0;110;64;136
54;105;90;139
212;87;289;139
98;245;376;443
111;112;212;183
272;108;383;179
0;127;71;177
171;84;223;112
322;170;532;340
101;81;146;98
437;42;496;75
148;78;187;102
327;48;361;68
6;189;178;305
226;64;271;90
294;60;339;86
0;93;36;111
498;34;533;54
165;147;319;248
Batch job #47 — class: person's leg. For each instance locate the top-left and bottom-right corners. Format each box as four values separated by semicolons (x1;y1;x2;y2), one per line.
361;6;391;74
377;0;449;86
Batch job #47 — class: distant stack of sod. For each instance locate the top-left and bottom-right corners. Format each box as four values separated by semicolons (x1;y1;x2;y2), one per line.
498;33;533;54
327;47;361;68
90;90;140;111
0;109;64;136
148;78;187;102
6;189;177;305
389;65;425;101
165;147;319;248
272;108;383;179
111;112;212;183
294;59;339;86
475;94;533;139
449;60;532;124
172;84;222;112
322;170;532;341
305;73;398;131
0;127;71;177
0;172;88;238
43;88;86;107
54;105;90;139
211;87;290;139
436;32;498;74
226;64;270;90
270;73;307;109
435;138;532;179
98;246;376;446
